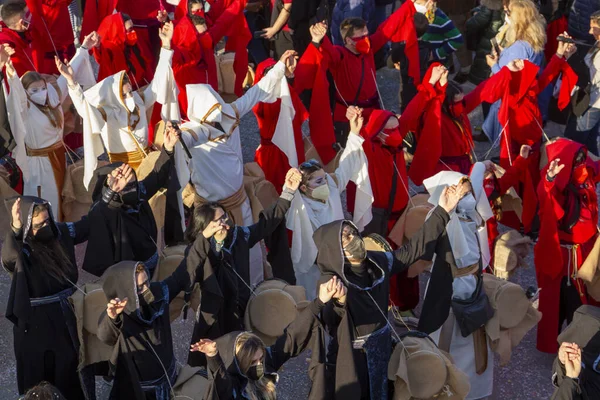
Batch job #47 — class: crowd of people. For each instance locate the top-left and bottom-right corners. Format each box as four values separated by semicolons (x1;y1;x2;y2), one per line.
2;0;600;399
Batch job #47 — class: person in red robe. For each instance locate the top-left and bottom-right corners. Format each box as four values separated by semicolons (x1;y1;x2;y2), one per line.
93;13;155;90
344;64;446;316
173;0;251;97
253;58;308;192
535;138;600;353
25;0;74;74
0;1;38;75
308;0;421;147
490;44;578;233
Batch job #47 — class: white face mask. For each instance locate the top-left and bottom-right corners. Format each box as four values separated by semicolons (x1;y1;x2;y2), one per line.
457;193;477;213
125;96;136;112
414;3;428;14
310;183;330;201
28;88;47;105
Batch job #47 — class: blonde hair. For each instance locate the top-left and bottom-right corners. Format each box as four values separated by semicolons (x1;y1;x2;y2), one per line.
235;333;276;400
21;72;64;129
504;0;546;52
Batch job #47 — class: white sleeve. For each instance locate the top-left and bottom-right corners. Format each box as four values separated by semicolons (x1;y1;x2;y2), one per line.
335;132;373;231
232;61;286;117
144;48;180;123
56;47;96;102
6;72;29;180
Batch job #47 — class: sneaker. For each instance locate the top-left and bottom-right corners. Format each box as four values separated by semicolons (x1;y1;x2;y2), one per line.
453;72;469;84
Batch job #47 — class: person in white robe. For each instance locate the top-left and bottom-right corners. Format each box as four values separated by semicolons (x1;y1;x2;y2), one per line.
64;22;180;190
423;163;495;400
286;111;373;299
5;32;98;220
176;50;300;286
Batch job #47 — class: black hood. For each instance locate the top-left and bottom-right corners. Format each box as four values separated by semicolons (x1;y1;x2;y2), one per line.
313;220;348;282
4;195;59;242
91;162;140;203
313;219;386;290
214;331;276;379
102;261;167;324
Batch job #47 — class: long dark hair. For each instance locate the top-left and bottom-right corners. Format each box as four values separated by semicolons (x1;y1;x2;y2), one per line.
27;205;73;284
185;202;224;243
24;381;66;400
442;80;464;121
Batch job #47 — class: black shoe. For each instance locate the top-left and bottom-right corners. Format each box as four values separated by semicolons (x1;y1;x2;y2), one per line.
453;72;469;84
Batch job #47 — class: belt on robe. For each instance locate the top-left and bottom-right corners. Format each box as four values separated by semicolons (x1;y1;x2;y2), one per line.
139;359;178;400
335;93;379;109
194;184;248;226
260;137;274;146
25;140;67;220
30;287;76;306
450;261;480;279
25;140;64;157
108;146;151;171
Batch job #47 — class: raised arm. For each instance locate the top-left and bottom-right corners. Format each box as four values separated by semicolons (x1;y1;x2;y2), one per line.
143;22;175;108
334;112;368;191
246;169;301;248
55;32;99;101
463;66;511;114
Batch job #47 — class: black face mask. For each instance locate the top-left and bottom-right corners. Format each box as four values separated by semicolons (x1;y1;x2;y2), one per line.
34;224;55;244
246;363;264;381
344;235;366;261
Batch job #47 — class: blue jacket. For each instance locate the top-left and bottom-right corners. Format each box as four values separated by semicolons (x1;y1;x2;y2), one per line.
568;0;600;42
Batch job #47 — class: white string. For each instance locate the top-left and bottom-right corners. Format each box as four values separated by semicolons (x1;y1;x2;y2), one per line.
482;119;509;160
502;125;513;166
393;160;418;206
534;117;551;142
40;16;59;56
66;278;87;295
371;69;385;110
388;297;412;332
227;262;257;298
365;290;408;356
333;81;349;107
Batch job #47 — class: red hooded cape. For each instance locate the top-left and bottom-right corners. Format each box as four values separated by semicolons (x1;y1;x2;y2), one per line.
253;59;308;192
293;43;337;165
0;23;36;75
172;16;218;118
93;13;155;88
26;0;75;74
535;138;599;353
408;63;444;186
380;0;420;84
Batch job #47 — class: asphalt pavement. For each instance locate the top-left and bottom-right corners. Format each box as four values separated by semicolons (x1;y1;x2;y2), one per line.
0;65;563;400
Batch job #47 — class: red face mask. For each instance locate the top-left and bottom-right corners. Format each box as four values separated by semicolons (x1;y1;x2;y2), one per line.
125;30;138;46
380;128;403;148
572;163;589;185
351;35;371;55
191;9;205;18
448;100;464;118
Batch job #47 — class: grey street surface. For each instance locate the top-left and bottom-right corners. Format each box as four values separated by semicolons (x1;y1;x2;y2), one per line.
0;66;562;399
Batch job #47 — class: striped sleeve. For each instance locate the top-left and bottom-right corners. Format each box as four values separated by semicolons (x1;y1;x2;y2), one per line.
423;11;464;61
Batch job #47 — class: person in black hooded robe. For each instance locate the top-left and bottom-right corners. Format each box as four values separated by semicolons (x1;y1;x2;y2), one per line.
97;259;196;400
311;185;461;400
82;124;181;277
184;167;302;368
189;276;345;400
1;196;90;399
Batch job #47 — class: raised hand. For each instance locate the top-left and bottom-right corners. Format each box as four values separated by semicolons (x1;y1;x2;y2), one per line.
563;342;582;379
0;44;14;70
202;214;228;239
82;31;100;49
164;121;181;152
159;21;174;47
439;185;461;213
157;10;169;23
279;50;298;69
482;160;496;173
507;59;525;72
440;67;449;87
285;52;298;77
557;32;577;59
332;278;347;304
429;65;446;85
107;297;128;319
11;197;22;230
519;144;532;159
108;164;135;193
190;339;218;357
55;57;75;85
319;276;342;303
547;158;565;179
349;107;364;134
309;21;328;44
284;168;302;191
